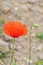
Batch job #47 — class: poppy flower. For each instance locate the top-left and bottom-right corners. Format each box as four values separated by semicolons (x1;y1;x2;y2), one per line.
4;21;28;38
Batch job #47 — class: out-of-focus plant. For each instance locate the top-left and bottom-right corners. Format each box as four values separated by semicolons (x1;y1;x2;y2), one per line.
0;17;5;25
36;32;43;41
13;63;17;65
29;23;43;65
0;52;7;59
29;23;40;65
0;49;14;59
35;59;43;65
4;21;28;65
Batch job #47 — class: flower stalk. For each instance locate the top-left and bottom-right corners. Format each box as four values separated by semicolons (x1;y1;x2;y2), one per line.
29;23;33;65
10;39;15;65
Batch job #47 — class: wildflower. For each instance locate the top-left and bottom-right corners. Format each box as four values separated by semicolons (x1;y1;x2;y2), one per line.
4;21;28;38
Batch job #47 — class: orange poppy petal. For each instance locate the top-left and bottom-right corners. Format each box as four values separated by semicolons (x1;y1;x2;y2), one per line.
21;24;28;36
13;21;23;29
4;21;13;36
11;21;23;37
4;21;28;38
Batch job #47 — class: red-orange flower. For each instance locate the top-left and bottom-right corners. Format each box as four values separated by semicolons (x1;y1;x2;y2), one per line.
4;21;28;38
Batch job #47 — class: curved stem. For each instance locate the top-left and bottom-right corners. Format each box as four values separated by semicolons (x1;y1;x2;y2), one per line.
10;39;15;65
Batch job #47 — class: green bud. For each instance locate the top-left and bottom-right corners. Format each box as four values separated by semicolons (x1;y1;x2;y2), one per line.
33;23;40;28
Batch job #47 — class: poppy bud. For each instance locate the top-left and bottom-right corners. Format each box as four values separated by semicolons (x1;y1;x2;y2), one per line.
33;23;40;28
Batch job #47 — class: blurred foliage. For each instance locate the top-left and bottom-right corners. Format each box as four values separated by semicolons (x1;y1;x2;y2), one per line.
14;63;17;65
35;59;43;65
36;32;43;40
0;31;2;34
0;52;7;59
0;49;12;59
0;17;5;25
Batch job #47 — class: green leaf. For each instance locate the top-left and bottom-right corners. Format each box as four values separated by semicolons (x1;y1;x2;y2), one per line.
2;53;7;58
35;60;43;65
13;63;17;65
36;33;43;40
0;52;7;59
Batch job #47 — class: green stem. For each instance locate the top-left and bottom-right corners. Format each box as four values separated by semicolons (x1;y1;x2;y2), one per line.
10;39;15;65
29;24;33;65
